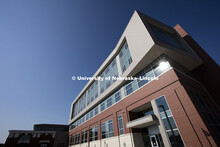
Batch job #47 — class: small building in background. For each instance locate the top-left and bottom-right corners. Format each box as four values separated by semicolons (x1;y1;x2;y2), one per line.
4;124;69;147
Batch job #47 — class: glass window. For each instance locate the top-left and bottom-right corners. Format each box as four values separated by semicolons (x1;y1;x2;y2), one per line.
106;81;111;89
124;80;138;96
115;91;121;102
100;59;119;94
118;115;124;135
107;97;112;107
87;81;98;106
153;61;171;77
102;120;114;139
81;130;87;143
71;92;87;118
137;73;147;88
86;113;89;121
119;42;132;73
128;57;132;64
84;106;99;122
73;102;78;118
123;55;172;97
101;90;122;112
69;122;76;131
189;91;220;140
125;83;133;95
94;106;98;115
70;136;74;145
155;96;184;147
149;24;182;49
101;102;106;112
156;97;170;113
75;134;80;145
90;110;94;118
71;56;174;130
90;126;98;142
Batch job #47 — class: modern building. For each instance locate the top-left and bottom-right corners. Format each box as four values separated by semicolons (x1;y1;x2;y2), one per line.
68;11;220;147
5;124;69;147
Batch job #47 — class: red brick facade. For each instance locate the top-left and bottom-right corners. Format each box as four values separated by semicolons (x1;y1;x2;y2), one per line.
69;69;219;146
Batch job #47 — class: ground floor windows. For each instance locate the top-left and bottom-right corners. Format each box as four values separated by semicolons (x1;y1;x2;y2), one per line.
155;96;184;147
90;126;98;142
69;97;185;146
118;115;124;135
149;134;164;147
81;130;88;143
101;119;114;139
70;136;74;145
142;128;151;147
141;127;165;147
75;134;80;145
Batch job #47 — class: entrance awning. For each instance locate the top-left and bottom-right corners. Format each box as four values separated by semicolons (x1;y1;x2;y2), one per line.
126;114;158;128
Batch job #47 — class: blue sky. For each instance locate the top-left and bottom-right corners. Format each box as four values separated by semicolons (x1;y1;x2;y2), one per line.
0;0;220;143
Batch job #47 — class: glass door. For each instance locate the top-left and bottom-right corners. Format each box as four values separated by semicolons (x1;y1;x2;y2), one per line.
150;135;159;147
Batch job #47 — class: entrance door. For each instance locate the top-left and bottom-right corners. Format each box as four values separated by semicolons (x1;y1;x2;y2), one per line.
142;128;151;147
150;135;159;147
142;125;164;147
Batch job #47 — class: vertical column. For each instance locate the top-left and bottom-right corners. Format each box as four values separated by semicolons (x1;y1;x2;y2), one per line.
116;55;126;99
97;77;101;97
120;87;126;100
85;90;88;107
98;120;101;140
69;136;71;146
113;112;119;137
73;133;75;146
87;127;90;146
116;55;122;77
98;103;101;115
122;108;131;134
113;112;121;147
151;99;171;147
79;131;82;145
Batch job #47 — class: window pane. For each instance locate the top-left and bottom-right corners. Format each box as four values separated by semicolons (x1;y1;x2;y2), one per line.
101;103;105;111
126;88;133;95
100;59;119;94
90;126;98;142
168;117;177;129
119;42;132;73
150;24;182;49
107;98;112;107
156;96;184;147
174;130;184;146
120;129;124;135
118;115;124;135
101;120;114;139
162;118;171;130
95;107;98;115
